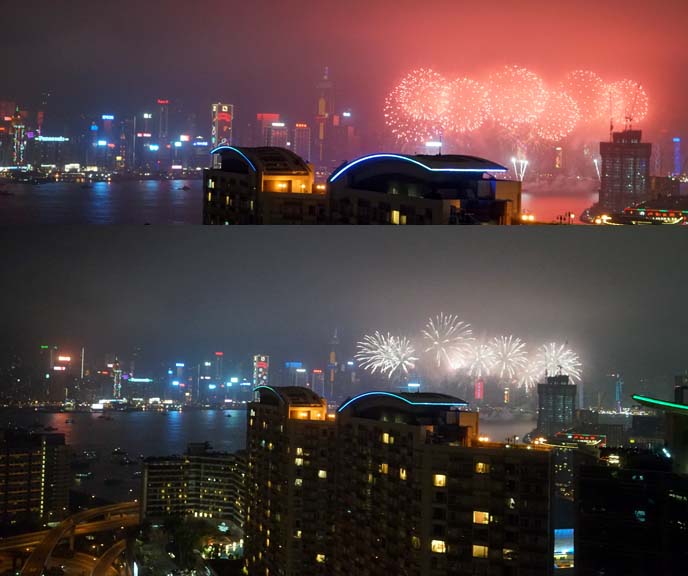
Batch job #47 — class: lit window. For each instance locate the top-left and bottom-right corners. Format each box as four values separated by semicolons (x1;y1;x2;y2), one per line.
296;447;303;455
473;511;489;525
431;540;446;554
318;470;327;479
294;530;302;539
634;510;646;523
391;210;400;225
295;458;303;467
294;478;302;487
380;463;388;474
316;554;326;563
506;497;516;510
475;462;490;474
411;536;421;550
207;192;212;202
382;432;390;444
472;545;488;559
503;548;516;561
433;474;447;487
399;468;407;481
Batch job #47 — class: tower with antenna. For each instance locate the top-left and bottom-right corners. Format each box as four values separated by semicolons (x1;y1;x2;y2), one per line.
328;328;339;399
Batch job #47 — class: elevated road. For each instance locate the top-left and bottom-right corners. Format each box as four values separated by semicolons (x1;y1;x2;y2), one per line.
20;502;138;576
90;541;126;576
0;515;139;552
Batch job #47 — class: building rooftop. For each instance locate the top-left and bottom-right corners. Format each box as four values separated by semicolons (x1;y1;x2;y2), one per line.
210;146;311;175
338;390;468;413
329;153;509;183
254;385;325;407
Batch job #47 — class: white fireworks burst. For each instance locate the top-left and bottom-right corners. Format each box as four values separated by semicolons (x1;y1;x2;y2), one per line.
490;335;528;380
355;332;418;380
533;342;582;383
422;313;474;368
518;363;542;392
465;343;497;379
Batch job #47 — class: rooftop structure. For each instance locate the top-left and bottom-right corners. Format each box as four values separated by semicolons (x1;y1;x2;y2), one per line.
328;153;521;224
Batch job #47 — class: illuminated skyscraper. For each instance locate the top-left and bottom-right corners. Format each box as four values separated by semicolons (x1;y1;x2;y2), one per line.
673;137;682;176
253;113;280;147
599;130;652;213
211;103;234;148
263;122;288;148
315;67;335;164
157;99;170;141
252;355;269;388
293;123;312;162
112;358;122;399
537;374;577;437
328;329;338;399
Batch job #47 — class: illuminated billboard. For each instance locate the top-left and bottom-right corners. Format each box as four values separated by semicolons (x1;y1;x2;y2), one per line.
211;103;234;147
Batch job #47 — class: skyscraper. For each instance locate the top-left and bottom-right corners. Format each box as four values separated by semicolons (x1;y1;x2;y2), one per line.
211;103;234;148
599;130;652;213
245;387;558;576
157;99;170;141
537;374;577;437
263;122;288;148
315;67;335;165
252;355;269;388
293;123;312;162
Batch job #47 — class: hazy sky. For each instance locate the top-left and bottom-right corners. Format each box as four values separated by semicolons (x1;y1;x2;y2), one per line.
1;227;686;394
3;0;687;136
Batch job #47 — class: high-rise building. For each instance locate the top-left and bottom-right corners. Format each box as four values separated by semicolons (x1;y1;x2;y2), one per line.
253;113;281;147
263;122;288;148
211;103;234;148
142;443;245;528
252;355;269;388
0;430;69;524
599;130;652;213
157;99;170;141
315;67;335;165
245;387;559;576
245;386;333;576
293;123;312;162
537;375;577;437
204;147;326;225
673;137;682;176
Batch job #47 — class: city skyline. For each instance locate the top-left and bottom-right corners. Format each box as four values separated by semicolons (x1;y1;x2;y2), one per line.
1;227;687;389
3;0;688;137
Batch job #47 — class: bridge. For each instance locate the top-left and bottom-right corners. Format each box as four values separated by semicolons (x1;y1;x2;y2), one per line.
0;502;139;576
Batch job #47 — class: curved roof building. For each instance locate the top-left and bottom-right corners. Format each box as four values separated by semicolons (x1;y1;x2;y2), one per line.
328;153;520;225
204;146;327;224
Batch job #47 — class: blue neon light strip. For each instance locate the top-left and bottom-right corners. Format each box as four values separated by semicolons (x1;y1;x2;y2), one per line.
338;391;467;413
632;394;688;413
209;146;257;172
253;385;284;402
329;154;508;183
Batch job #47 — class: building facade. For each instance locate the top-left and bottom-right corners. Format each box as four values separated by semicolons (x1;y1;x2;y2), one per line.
537;375;577;438
141;443;245;528
245;386;334;576
245;387;559;576
0;430;69;525
327;154;520;225
203;147;327;225
599;130;652;214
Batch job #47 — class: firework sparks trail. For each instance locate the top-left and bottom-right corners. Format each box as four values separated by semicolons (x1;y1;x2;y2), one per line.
422;313;474;368
490;335;528;380
533;342;582;383
356;332;418;380
466;343;497;379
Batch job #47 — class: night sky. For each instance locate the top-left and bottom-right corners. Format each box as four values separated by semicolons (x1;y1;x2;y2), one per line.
3;0;688;136
1;227;686;393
